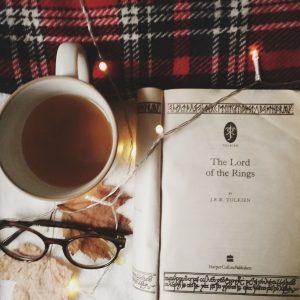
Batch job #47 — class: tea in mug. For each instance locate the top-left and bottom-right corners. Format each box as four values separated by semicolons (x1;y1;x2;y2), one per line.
22;94;113;187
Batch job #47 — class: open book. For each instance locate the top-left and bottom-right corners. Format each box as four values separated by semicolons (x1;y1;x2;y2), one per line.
132;88;300;300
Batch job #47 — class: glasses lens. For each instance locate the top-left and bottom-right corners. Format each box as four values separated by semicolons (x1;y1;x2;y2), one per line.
67;237;118;268
0;226;45;260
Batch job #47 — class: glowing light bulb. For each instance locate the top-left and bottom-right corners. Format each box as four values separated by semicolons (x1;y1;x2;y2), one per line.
68;277;80;298
155;124;164;136
98;61;108;72
251;49;259;60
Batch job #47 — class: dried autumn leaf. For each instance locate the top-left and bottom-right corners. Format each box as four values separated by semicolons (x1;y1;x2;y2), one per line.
66;230;81;254
58;183;132;262
80;237;113;261
66;232;112;261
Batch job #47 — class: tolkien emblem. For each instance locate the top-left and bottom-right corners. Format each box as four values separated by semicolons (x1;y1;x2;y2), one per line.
224;122;237;143
227;254;234;262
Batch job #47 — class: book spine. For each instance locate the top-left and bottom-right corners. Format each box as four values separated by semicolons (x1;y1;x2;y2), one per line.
133;88;163;300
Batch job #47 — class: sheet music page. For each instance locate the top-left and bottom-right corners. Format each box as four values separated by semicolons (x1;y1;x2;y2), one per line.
160;89;300;300
133;88;163;300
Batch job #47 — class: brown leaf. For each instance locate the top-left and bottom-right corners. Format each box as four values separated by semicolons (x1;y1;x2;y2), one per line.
80;237;112;261
58;183;132;262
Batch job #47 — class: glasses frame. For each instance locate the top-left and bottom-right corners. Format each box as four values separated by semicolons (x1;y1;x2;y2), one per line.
0;219;129;269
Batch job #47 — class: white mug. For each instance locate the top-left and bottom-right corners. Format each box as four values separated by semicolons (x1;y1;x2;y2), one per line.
0;43;118;201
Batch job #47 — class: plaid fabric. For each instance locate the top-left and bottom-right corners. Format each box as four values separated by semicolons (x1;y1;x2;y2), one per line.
0;0;300;100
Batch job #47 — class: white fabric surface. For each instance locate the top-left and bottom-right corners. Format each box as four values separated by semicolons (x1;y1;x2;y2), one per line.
0;280;16;300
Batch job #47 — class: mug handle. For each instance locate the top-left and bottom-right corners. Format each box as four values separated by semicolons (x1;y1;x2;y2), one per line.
55;42;90;83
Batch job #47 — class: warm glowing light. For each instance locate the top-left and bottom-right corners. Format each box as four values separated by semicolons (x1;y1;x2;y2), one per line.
98;61;108;72
131;143;136;160
251;48;259;60
117;142;124;155
155;124;164;136
68;277;80;298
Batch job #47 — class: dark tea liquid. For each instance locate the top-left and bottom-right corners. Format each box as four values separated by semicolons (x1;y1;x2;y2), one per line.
22;94;113;187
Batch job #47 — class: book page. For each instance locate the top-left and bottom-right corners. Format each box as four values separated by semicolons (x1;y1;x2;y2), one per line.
133;88;163;300
160;89;300;299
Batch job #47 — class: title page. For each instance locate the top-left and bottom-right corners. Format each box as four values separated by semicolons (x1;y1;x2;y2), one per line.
160;89;300;299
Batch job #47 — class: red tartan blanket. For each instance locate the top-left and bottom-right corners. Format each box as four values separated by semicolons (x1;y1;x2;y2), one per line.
0;0;300;100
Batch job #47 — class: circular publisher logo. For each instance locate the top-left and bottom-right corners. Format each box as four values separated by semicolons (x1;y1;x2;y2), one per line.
224;122;237;143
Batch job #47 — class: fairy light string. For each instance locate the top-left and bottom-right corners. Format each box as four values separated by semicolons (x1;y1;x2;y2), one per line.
11;2;296;295
20;7;300;291
15;8;300;297
79;0;103;61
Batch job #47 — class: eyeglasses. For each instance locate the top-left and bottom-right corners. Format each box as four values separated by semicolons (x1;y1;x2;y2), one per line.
0;219;128;269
